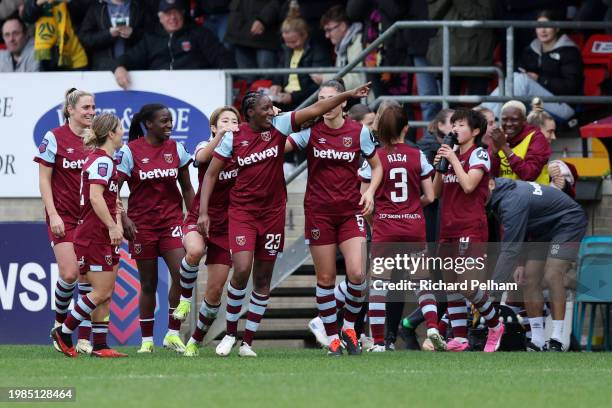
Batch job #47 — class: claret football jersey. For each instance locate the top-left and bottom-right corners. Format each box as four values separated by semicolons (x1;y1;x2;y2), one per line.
213;112;298;210
34;124;88;225
117;137;191;229
288;118;375;216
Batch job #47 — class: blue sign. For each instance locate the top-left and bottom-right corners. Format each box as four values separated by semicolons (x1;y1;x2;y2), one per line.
0;222;170;345
33;91;211;154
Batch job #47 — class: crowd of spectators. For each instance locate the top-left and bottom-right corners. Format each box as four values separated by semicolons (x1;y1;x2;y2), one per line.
1;0;611;123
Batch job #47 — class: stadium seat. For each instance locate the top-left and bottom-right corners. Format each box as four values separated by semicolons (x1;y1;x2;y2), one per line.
572;236;612;351
582;35;612;98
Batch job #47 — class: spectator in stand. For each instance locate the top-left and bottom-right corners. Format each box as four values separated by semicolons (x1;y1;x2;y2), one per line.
527;97;578;198
0;0;24;22
269;5;332;111
0;16;38;71
194;1;230;45
482;10;583;121
281;1;346;52
22;0;89;70
489;100;551;184
347;103;374;129
224;0;281;78
347;0;439;121
112;0;235;90
79;0;150;71
427;0;496;97
312;5;366;96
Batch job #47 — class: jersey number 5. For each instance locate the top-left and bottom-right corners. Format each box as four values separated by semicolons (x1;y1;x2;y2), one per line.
389;168;408;203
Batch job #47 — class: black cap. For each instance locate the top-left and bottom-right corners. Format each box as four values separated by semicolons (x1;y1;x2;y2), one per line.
159;0;185;12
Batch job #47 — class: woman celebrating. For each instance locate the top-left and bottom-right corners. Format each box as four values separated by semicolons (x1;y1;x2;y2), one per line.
285;80;382;356
117;104;195;353
172;106;240;357
199;82;372;357
359;104;445;352
52;112;127;358
34;88;96;355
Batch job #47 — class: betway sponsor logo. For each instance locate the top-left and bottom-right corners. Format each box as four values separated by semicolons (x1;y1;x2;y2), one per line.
219;168;238;181
109;181;119;193
139;168;179;180
237;146;278;166
313;147;355;161
62;157;85;169
443;174;458;183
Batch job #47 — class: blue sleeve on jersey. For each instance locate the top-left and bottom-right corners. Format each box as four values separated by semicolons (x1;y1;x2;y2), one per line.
193;140;209;165
359;125;376;157
214;131;234;158
116;145;134;176
87;156;114;184
469;147;491;172
420;150;434;177
176;142;191;167
288;128;311;150
358;160;372;181
35;131;58;164
272;112;295;136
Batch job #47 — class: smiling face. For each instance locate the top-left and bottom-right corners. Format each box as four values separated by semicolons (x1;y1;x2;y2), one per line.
501;107;526;140
146;108;173;140
248;96;275;130
159;8;184;34
67;95;95;129
318;86;345;121
212;110;240;136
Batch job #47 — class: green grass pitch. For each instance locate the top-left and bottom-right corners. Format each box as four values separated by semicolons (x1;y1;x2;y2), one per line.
1;346;612;408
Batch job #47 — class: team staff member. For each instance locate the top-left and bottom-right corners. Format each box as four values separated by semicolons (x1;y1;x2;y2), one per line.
487;178;587;351
489;100;551;184
118;104;194;354
35;88;96;355
285;80;382;356
52;113;127;358
199;83;372;357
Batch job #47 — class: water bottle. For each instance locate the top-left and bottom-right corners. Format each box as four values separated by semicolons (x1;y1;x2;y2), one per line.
435;132;458;173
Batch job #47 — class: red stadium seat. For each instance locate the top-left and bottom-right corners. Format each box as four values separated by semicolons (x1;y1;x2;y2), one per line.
582;35;612;99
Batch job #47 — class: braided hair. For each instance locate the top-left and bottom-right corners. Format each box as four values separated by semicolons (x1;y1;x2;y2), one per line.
128;104;167;141
241;91;265;122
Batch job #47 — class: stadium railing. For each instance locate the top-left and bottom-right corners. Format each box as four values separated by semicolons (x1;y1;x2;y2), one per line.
203;20;612;343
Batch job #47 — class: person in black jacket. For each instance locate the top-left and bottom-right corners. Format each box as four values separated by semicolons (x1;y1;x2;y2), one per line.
270;9;332;111
481;10;583;121
224;0;282;76
79;0;152;71
112;0;235;90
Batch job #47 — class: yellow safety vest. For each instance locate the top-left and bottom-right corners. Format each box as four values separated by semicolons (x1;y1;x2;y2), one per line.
498;131;549;185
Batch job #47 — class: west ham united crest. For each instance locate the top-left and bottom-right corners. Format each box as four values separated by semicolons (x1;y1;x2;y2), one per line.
343;136;352;147
236;235;246;246
261;131;271;142
105;255;113;265
134;243;142;254
311;228;320;240
164;153;173;163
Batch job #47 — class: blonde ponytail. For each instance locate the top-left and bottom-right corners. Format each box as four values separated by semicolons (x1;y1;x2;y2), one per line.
83;113;121;150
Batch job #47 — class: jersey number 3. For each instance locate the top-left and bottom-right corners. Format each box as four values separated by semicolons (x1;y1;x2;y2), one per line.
389;168;408;203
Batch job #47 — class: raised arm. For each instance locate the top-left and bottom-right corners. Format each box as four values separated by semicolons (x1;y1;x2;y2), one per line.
293;82;371;128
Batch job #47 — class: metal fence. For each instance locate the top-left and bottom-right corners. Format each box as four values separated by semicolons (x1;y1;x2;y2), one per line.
223;20;612;182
